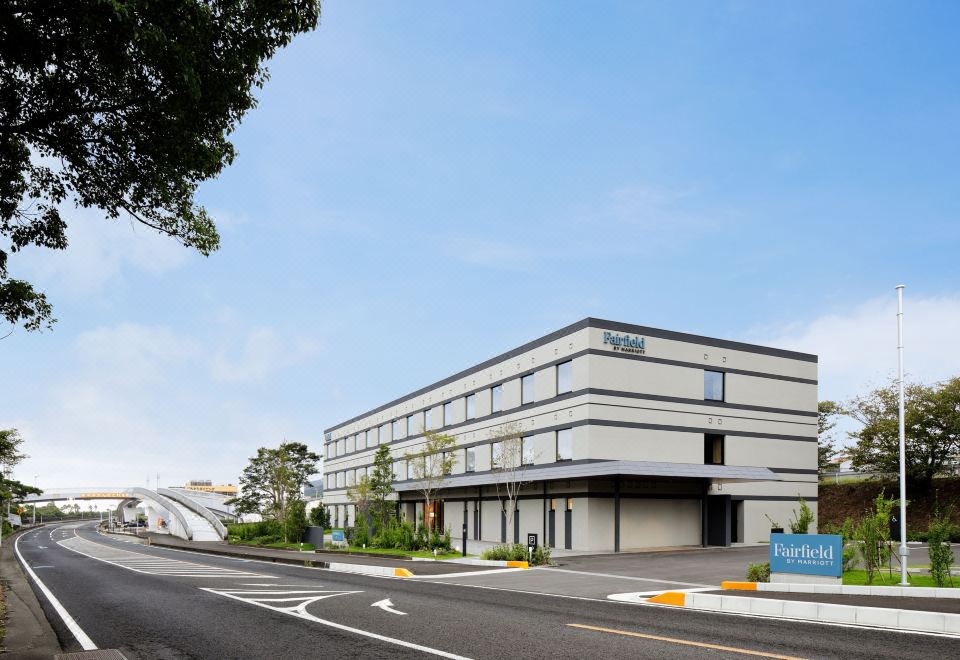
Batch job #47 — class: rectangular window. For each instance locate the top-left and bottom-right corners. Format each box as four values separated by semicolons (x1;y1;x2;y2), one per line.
378;424;387;444
521;374;534;405
556;428;573;461
465;447;476;472
424;408;432;431
325;444;332;460
491;441;503;469
442;451;452;475
705;434;725;465
521;435;534;465
337;438;344;456
395;460;403;480
443;401;453;427
407;461;414;480
407;413;418;436
356;432;365;451
336;472;344;488
491;384;503;413
392;419;401;439
466;393;476;420
704;370;724;401
347;470;355;487
557;360;572;394
326;474;333;490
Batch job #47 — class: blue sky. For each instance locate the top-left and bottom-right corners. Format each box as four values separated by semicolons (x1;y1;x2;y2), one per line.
5;1;960;489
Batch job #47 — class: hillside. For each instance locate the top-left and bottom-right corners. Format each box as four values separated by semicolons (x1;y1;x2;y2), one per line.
818;477;960;536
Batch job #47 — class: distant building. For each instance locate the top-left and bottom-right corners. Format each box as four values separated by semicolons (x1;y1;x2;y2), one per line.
182;480;238;496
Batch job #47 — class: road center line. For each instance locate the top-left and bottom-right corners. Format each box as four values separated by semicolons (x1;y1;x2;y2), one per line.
567;624;807;660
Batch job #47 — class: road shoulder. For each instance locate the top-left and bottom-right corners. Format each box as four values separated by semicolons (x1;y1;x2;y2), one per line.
0;527;63;658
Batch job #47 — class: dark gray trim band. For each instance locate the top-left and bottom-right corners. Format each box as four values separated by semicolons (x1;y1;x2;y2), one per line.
731;495;819;502
324;318;817;434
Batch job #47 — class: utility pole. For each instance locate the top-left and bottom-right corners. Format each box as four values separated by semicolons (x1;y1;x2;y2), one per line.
896;284;909;586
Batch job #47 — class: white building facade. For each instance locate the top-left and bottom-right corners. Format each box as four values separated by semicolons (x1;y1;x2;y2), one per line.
322;318;818;552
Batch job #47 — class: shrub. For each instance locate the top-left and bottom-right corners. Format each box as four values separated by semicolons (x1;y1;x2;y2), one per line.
309;505;330;529
227;520;282;543
285;500;307;543
746;562;770;582
530;544;552;566
854;492;898;584
928;509;955;588
352;520;370;547
788;497;814;534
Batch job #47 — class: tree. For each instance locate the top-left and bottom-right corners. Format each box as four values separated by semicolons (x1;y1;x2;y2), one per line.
818;400;841;475
0;428;41;506
847;378;960;490
347;474;373;526
229;442;320;529
404;429;456;532
284;499;307;544
368;444;395;532
0;1;321;332
308;504;329;529
489;422;536;543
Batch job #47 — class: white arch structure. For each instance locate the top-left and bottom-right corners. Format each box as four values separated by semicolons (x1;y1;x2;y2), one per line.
23;487;232;541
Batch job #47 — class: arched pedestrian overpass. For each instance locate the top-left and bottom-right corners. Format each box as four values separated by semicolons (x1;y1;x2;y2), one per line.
23;487;235;541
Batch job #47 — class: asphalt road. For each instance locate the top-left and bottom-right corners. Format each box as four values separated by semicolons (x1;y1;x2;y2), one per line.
15;522;960;660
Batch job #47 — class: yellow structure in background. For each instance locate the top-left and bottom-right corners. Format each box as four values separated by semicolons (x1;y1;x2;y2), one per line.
182;480;238;496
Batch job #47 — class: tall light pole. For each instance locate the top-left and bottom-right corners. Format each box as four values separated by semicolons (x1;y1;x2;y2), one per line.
32;475;38;525
896;285;909;586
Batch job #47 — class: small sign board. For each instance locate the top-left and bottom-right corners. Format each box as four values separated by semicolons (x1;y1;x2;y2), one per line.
331;529;345;542
770;533;842;577
527;533;538;550
7;513;21;526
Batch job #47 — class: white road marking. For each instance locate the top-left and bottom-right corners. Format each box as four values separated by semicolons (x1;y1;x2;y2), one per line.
535;567;712;588
608;588;716;602
203;587;471;659
57;534;275;579
371;598;407;615
415;567;529;579
15;530;97;651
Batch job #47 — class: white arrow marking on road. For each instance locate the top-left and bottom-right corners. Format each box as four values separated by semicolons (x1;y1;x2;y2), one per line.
371;598;407;616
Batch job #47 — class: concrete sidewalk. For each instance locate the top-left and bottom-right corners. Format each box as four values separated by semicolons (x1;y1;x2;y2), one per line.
141;533;495;576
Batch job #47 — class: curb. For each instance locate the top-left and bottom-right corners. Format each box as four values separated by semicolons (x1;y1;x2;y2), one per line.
721;581;960;599
647;591;960;636
440;558;529;569
1;526;65;658
145;537;416;577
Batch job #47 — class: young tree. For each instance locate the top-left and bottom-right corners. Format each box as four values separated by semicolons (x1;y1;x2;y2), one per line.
347;474;373;532
284;499;307;544
404;430;456;532
229;442;320;529
0;1;320;331
847;378;960;489
489;422;536;542
818;400;841;475
308;504;329;529
369;444;396;532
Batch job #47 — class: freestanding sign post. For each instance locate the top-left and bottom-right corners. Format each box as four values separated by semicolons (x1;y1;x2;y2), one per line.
770;533;842;583
527;533;538;562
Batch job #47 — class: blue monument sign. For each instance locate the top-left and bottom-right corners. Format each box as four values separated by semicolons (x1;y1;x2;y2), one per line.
331;529;345;542
770;533;843;577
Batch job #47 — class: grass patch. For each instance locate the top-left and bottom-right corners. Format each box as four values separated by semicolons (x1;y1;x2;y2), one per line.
324;545;465;560
842;570;956;588
0;581;6;647
229;539;315;551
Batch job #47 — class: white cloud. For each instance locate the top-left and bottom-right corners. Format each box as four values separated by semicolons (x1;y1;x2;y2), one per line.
754;292;960;403
75;323;201;387
210;328;321;384
17;205;193;295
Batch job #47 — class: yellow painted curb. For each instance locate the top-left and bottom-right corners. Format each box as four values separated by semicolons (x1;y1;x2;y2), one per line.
394;568;414;577
646;591;686;606
721;581;758;591
505;561;529;569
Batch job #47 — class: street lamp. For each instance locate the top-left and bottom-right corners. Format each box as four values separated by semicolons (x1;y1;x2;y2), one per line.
896;285;909;586
32;475;38;525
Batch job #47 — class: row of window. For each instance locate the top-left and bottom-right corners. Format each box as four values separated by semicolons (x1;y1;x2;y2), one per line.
325;428;575;490
325;361;573;460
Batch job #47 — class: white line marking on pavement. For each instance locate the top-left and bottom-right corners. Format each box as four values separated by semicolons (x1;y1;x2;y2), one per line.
15;530;97;651
608;588;716;601
372;598;407;615
535;567;712;588
203;587;470;659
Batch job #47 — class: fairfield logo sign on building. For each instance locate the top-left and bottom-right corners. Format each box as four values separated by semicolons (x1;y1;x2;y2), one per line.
602;331;646;355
